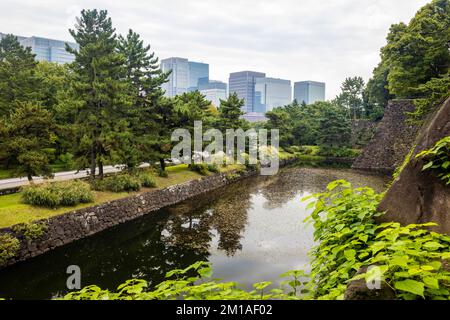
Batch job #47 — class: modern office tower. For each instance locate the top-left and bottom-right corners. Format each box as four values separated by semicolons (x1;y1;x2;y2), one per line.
188;61;209;91
0;32;78;64
255;77;292;113
229;71;266;113
200;88;227;107
293;81;326;105
161;57;190;97
198;79;227;92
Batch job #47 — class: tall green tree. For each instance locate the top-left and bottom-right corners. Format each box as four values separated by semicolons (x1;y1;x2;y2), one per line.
117;29;169;169
0;34;40;116
0;103;56;180
67;9;133;178
335;76;365;120
217;93;246;131
317;104;351;148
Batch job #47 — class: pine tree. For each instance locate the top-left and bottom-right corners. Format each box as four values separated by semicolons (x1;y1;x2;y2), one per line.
67;9;133;178
0;103;56;181
117;29;169;169
217;93;246;131
0;34;40;116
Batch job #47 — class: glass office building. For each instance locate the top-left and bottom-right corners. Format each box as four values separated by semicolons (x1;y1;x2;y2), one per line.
188;61;209;91
161;57;190;97
228;71;266;113
0;33;78;64
255;77;292;113
293;81;326;105
200;88;227;107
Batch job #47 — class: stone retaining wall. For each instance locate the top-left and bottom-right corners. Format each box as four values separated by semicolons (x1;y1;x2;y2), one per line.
352;100;420;174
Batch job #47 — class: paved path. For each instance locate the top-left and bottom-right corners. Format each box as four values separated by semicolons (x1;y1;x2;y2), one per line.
0;164;150;190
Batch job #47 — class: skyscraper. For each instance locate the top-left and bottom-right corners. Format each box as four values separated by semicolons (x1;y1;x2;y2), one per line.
228;71;266;113
0;32;78;64
255;77;292;112
188;61;209;91
200;88;227;107
293;81;326;105
161;57;189;97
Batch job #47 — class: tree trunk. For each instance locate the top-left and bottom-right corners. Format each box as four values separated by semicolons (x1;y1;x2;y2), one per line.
159;158;166;172
27;173;33;182
90;143;96;179
98;160;104;179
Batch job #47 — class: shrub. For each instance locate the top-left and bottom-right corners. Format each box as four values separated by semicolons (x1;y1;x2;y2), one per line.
97;174;142;193
0;234;20;266
22;180;93;208
12;222;48;241
206;164;220;173
318;147;361;158
158;170;168;178
189;163;209;176
139;173;157;188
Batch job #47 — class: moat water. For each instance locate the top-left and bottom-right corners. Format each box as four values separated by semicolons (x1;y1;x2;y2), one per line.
0;167;388;299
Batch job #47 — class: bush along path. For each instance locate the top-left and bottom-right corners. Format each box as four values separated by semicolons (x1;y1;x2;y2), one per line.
58;180;450;301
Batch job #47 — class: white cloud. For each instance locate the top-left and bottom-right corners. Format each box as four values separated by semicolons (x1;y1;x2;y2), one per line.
0;0;430;98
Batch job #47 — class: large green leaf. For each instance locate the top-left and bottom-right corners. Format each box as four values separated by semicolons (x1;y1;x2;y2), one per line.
394;279;425;298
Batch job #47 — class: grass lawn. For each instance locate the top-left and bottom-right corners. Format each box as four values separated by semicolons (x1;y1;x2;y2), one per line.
0;164;246;228
0;169;15;180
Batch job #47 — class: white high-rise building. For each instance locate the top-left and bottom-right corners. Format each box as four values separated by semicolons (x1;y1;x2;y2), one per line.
161;57;190;97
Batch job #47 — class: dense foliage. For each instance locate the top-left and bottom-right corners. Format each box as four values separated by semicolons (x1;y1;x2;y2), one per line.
21;180;93;208
12;222;48;242
365;0;450;120
304;180;450;300
416;136;450;185
62;261;304;300
0;234;20;266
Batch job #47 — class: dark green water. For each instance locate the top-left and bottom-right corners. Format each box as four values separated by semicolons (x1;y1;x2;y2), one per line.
0;167;388;300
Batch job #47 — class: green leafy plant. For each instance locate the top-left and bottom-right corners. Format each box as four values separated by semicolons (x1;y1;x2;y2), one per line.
138;173;157;188
188;163;209;176
303;180;450;300
21;180;93;208
62;261;303;300
416;137;450;185
92;174;142;193
12;222;48;241
206;163;220;173
0;233;20;266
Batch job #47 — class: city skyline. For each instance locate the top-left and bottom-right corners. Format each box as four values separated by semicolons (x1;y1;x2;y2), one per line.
0;0;429;99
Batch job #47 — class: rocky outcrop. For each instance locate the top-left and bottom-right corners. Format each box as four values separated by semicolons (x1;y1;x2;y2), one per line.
378;97;450;234
352;100;420;174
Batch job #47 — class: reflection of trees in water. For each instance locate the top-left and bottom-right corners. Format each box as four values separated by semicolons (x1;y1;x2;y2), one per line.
259;169;339;209
164;178;257;257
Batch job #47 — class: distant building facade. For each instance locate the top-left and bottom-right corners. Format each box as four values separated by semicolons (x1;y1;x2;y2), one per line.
198;79;227;91
255;77;292;112
0;32;78;64
161;57;190;97
200;88;227;107
188;61;209;91
228;71;266;114
293;81;325;105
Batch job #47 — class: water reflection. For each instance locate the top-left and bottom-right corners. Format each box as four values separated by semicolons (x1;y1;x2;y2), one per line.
0;167;388;299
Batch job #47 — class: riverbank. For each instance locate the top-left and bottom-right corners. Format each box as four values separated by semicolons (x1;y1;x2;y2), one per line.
0;158;303;269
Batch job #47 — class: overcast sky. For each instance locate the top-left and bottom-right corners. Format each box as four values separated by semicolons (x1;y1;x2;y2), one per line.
1;0;430;98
